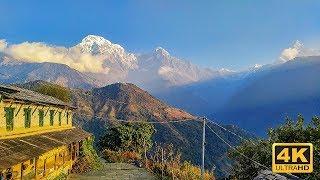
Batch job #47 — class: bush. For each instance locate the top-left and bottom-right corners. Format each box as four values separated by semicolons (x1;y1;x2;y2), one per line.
99;122;215;179
99;122;154;154
34;83;71;103
228;114;320;179
71;138;102;173
148;144;215;180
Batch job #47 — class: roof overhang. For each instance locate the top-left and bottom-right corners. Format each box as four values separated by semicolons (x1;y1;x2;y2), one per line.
0;128;91;170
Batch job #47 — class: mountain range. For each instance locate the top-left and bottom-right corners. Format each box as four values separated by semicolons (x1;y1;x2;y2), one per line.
158;56;320;136
0;35;228;91
1;35;320;136
18;80;252;177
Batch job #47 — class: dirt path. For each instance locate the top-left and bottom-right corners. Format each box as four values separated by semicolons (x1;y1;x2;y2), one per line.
68;163;156;180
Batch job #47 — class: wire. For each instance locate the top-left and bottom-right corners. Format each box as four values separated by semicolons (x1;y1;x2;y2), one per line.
99;114;301;179
205;123;300;179
113;118;199;124
205;118;256;145
205;123;270;169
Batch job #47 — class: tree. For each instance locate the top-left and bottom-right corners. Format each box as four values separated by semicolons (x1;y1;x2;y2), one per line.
34;84;71;103
228;114;320;179
99;122;155;154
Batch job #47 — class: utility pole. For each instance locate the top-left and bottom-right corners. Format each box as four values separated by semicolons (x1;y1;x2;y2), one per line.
161;147;164;179
201;117;206;179
144;139;147;168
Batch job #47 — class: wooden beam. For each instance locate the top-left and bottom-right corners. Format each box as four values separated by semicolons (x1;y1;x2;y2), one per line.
63;109;67;117
34;158;37;180
2;98;70;109
15;104;22;117
20;163;23;180
45;108;50;117
54;154;57;170
63;151;65;164
43;159;46;177
32;105;39;115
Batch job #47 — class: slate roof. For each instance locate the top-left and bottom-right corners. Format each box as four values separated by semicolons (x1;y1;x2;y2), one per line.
0;128;91;170
254;170;301;180
0;84;74;108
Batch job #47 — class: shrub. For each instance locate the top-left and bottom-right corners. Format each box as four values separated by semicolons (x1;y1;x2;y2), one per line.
99;122;154;154
148;144;215;180
71;138;102;173
33;83;71;103
228;115;320;179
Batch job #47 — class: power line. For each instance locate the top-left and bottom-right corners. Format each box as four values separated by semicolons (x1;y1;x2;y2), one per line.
108;115;300;179
110;117;200;124
108;116;261;167
205;123;270;169
205;118;256;145
205;124;300;179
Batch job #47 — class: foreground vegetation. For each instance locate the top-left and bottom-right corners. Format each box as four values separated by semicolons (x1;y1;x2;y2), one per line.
228;114;320;179
99;122;215;180
71;138;103;173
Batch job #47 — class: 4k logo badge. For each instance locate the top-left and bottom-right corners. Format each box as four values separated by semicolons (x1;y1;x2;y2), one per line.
272;143;313;173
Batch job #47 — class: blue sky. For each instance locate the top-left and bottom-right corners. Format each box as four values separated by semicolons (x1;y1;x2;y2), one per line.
0;0;319;70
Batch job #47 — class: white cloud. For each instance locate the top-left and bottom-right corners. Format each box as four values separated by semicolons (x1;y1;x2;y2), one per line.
0;39;7;51
279;47;300;62
279;40;302;62
278;40;320;63
1;41;105;73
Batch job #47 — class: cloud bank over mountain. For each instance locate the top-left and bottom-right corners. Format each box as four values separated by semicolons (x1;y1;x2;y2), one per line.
1;34;320;136
1;35;320;91
0;39;7;51
0;39;105;73
0;35;225;90
279;40;320;62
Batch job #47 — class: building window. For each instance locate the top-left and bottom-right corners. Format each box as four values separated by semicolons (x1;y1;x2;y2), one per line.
50;110;55;126
4;107;14;131
39;110;44;127
24;108;32;128
66;112;69;124
58;112;62;126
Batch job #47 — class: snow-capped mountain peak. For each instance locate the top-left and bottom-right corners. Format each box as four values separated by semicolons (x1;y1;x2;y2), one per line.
0;35;222;91
154;47;170;59
75;35;127;55
72;35;138;74
249;64;263;70
292;40;303;50
80;35;112;47
218;68;235;74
